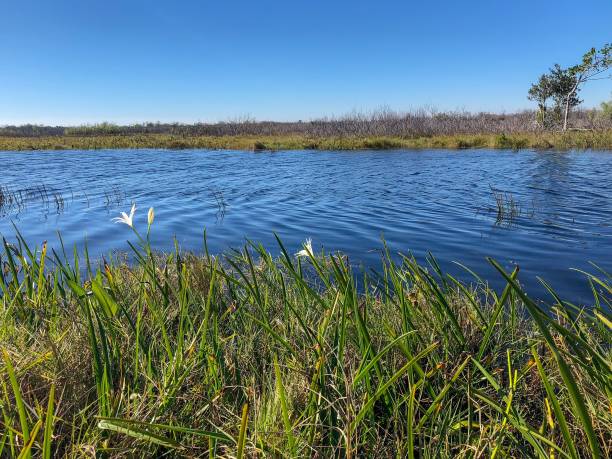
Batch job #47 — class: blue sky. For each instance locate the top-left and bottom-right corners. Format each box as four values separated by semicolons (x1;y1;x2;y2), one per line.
1;0;610;125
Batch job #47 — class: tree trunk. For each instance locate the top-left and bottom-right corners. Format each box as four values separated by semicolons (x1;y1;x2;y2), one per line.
563;79;581;131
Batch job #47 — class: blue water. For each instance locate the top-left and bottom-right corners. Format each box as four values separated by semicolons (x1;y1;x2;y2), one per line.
1;148;611;303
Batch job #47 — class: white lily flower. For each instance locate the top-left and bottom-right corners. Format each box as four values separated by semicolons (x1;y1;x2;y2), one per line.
147;207;155;227
295;238;313;258
112;203;136;227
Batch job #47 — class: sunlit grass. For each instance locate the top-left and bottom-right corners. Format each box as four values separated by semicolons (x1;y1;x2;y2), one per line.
1;130;612;151
0;215;610;457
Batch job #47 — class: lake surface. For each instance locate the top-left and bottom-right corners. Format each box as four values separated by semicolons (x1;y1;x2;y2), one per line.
1;148;611;303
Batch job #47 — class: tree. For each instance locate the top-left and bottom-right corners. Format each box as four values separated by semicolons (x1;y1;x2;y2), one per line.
528;65;581;129
528;74;553;127
528;44;612;130
561;44;612;130
549;64;582;127
601;93;612;121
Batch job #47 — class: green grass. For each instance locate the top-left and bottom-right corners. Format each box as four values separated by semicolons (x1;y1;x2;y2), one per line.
1;130;612;151
0;223;610;457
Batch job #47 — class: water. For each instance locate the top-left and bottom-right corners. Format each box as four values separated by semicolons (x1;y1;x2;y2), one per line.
1;148;611;303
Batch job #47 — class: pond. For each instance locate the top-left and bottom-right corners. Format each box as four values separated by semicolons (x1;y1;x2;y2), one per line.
1;148;611;303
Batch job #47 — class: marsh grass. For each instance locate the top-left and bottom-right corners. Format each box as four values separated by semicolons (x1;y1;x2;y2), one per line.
0;184;127;219
490;187;523;226
0;227;610;457
2;130;612;152
0;185;67;217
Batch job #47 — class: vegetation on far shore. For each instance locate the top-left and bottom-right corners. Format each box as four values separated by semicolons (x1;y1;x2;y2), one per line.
1;43;610;152
2;104;612;151
528;44;611;131
2;130;612;152
1;212;610;457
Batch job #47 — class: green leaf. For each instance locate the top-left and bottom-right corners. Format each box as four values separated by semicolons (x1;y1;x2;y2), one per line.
97;419;182;449
97;417;233;443
274;355;296;455
43;384;56;459
2;351;30;458
531;348;578;459
352;342;439;427
489;258;601;459
237;404;249;459
91;279;119;317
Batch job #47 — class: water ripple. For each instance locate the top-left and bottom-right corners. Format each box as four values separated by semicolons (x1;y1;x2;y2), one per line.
1;148;611;302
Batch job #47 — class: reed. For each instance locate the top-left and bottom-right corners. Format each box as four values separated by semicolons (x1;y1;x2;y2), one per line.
0;220;610;457
490;186;522;226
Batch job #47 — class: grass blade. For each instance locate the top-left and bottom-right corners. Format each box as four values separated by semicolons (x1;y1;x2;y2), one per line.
97;419;182;449
237;403;249;459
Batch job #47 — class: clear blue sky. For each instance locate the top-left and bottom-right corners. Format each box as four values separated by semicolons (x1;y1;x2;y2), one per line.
1;0;610;125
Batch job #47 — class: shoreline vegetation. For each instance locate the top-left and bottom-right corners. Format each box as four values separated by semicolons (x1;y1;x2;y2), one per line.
2;109;612;151
2;130;612;151
1;216;610;457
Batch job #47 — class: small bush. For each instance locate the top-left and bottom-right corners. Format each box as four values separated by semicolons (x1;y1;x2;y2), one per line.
600;98;612;121
363;138;402;149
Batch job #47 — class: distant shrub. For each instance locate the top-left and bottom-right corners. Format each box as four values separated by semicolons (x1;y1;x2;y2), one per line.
494;134;528;150
65;122;123;136
513;138;528;149
601;96;612;121
494;134;512;148
3;108;611;140
167;140;189;149
304;141;319;149
531;138;554;149
363;138;402;149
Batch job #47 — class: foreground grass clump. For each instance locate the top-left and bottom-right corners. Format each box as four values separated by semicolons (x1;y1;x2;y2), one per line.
1;129;612;151
0;226;611;457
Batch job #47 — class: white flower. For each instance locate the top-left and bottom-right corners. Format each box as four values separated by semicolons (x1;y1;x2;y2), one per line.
147;207;155;227
295;238;313;258
112;203;136;227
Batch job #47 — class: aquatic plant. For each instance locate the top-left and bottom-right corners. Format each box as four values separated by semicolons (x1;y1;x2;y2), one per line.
0;184;71;218
490;186;522;226
208;188;228;221
0;213;610;457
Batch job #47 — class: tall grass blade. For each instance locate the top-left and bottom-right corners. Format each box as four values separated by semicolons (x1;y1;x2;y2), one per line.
274;355;296;455
42;384;55;459
2;351;30;458
98;419;182;449
489;258;601;459
531;347;578;459
237;403;249;459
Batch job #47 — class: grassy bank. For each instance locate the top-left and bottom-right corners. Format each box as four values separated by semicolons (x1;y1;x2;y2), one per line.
1;220;610;457
2;130;612;151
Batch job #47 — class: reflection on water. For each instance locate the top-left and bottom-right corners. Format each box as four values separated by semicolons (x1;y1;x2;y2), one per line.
1;148;611;303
